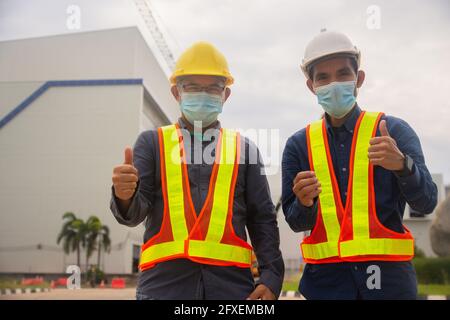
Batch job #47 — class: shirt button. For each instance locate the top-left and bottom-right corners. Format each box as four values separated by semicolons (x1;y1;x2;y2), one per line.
344;192;347;197
342;168;347;172
340;144;345;148
354;266;358;271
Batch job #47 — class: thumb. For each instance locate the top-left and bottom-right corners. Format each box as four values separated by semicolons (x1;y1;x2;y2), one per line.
379;119;390;137
124;147;133;165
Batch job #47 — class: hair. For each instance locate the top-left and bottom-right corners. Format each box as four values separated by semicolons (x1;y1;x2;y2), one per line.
308;55;358;80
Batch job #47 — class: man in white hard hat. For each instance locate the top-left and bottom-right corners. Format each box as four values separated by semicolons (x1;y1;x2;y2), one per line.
110;42;284;300
281;30;437;299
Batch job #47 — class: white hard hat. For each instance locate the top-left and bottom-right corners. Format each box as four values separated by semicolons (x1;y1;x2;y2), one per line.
301;29;361;79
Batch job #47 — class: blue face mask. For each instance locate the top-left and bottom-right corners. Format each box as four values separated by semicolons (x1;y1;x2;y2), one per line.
314;80;357;119
180;92;223;128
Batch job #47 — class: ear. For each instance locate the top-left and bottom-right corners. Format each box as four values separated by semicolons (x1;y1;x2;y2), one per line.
171;85;181;102
356;70;365;88
306;79;315;94
223;87;231;102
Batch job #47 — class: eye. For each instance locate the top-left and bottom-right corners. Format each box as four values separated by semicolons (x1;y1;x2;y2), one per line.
183;84;201;92
207;86;225;94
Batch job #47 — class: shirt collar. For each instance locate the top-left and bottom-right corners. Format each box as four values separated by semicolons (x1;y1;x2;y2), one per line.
177;117;222;130
177;117;221;142
324;104;362;134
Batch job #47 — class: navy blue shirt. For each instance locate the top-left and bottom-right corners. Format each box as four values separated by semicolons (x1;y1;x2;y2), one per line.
281;105;438;299
111;118;284;300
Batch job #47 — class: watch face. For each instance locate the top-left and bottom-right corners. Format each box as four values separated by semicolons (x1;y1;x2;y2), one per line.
406;155;414;171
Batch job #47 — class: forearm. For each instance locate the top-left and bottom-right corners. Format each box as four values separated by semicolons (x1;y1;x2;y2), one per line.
396;163;438;214
256;254;284;298
283;196;318;232
247;217;284;298
387;116;438;215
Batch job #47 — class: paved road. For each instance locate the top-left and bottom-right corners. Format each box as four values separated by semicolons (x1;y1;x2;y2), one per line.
0;288;137;300
1;288;303;300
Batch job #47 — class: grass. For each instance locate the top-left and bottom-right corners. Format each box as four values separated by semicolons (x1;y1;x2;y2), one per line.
0;278;50;289
282;271;302;292
418;284;450;296
282;280;450;296
281;272;450;296
282;281;299;292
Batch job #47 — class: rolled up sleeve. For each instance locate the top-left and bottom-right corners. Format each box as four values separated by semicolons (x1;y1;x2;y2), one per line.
388;117;438;214
281;134;318;232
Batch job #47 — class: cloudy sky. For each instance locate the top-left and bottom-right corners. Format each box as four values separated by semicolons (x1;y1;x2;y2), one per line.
1;0;449;195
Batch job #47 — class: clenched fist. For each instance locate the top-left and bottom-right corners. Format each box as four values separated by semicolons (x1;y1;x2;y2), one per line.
112;147;139;201
292;171;322;207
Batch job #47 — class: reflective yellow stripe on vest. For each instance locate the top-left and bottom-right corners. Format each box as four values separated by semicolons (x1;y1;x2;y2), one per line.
140;124;187;264
301;120;340;260
339;112;414;257
189;128;251;265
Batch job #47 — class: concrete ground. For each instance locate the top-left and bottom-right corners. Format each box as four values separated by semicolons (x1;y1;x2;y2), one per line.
0;288;303;300
0;288;137;300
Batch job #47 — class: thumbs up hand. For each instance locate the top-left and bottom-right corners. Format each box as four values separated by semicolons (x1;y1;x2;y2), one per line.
368;119;405;171
112;146;139;201
379;119;390;137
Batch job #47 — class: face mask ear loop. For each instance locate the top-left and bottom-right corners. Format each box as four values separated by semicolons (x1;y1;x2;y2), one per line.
354;74;359;97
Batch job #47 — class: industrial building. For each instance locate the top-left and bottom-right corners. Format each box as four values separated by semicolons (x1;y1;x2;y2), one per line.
0;26;179;274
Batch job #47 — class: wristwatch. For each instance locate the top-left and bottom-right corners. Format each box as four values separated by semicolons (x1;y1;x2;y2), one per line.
395;154;414;177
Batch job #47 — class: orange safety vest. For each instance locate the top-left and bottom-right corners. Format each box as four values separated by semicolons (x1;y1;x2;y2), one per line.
301;111;414;264
139;124;253;271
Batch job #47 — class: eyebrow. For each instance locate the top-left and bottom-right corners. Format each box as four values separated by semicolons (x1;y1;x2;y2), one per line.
337;66;353;74
315;72;328;79
182;82;224;87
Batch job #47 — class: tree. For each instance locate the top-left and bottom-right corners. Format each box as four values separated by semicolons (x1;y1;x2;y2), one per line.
96;225;111;268
57;213;112;273
57;212;84;267
83;216;101;270
83;216;112;270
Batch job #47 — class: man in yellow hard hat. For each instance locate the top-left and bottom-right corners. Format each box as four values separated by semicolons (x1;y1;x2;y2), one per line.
281;30;437;299
110;42;284;300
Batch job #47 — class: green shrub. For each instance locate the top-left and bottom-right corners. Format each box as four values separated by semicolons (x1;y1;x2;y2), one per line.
414;245;426;258
413;257;450;284
86;266;106;286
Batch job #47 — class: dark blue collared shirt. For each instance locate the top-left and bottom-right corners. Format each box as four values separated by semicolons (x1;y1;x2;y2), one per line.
281;105;438;299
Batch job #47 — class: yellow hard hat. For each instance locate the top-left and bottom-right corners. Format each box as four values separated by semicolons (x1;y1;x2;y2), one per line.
170;41;234;86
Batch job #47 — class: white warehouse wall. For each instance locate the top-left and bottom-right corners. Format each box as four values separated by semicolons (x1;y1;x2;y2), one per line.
0;83;144;274
0;27;179;275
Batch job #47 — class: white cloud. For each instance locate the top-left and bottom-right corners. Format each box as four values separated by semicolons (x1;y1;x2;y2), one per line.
1;0;449;192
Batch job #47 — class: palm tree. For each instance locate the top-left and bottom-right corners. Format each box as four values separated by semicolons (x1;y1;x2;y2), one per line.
96;225;111;268
58;213;112;274
84;216;101;270
57;212;84;267
83;216;112;270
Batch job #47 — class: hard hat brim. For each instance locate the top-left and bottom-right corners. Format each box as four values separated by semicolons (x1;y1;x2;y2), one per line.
170;72;234;86
301;51;361;79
